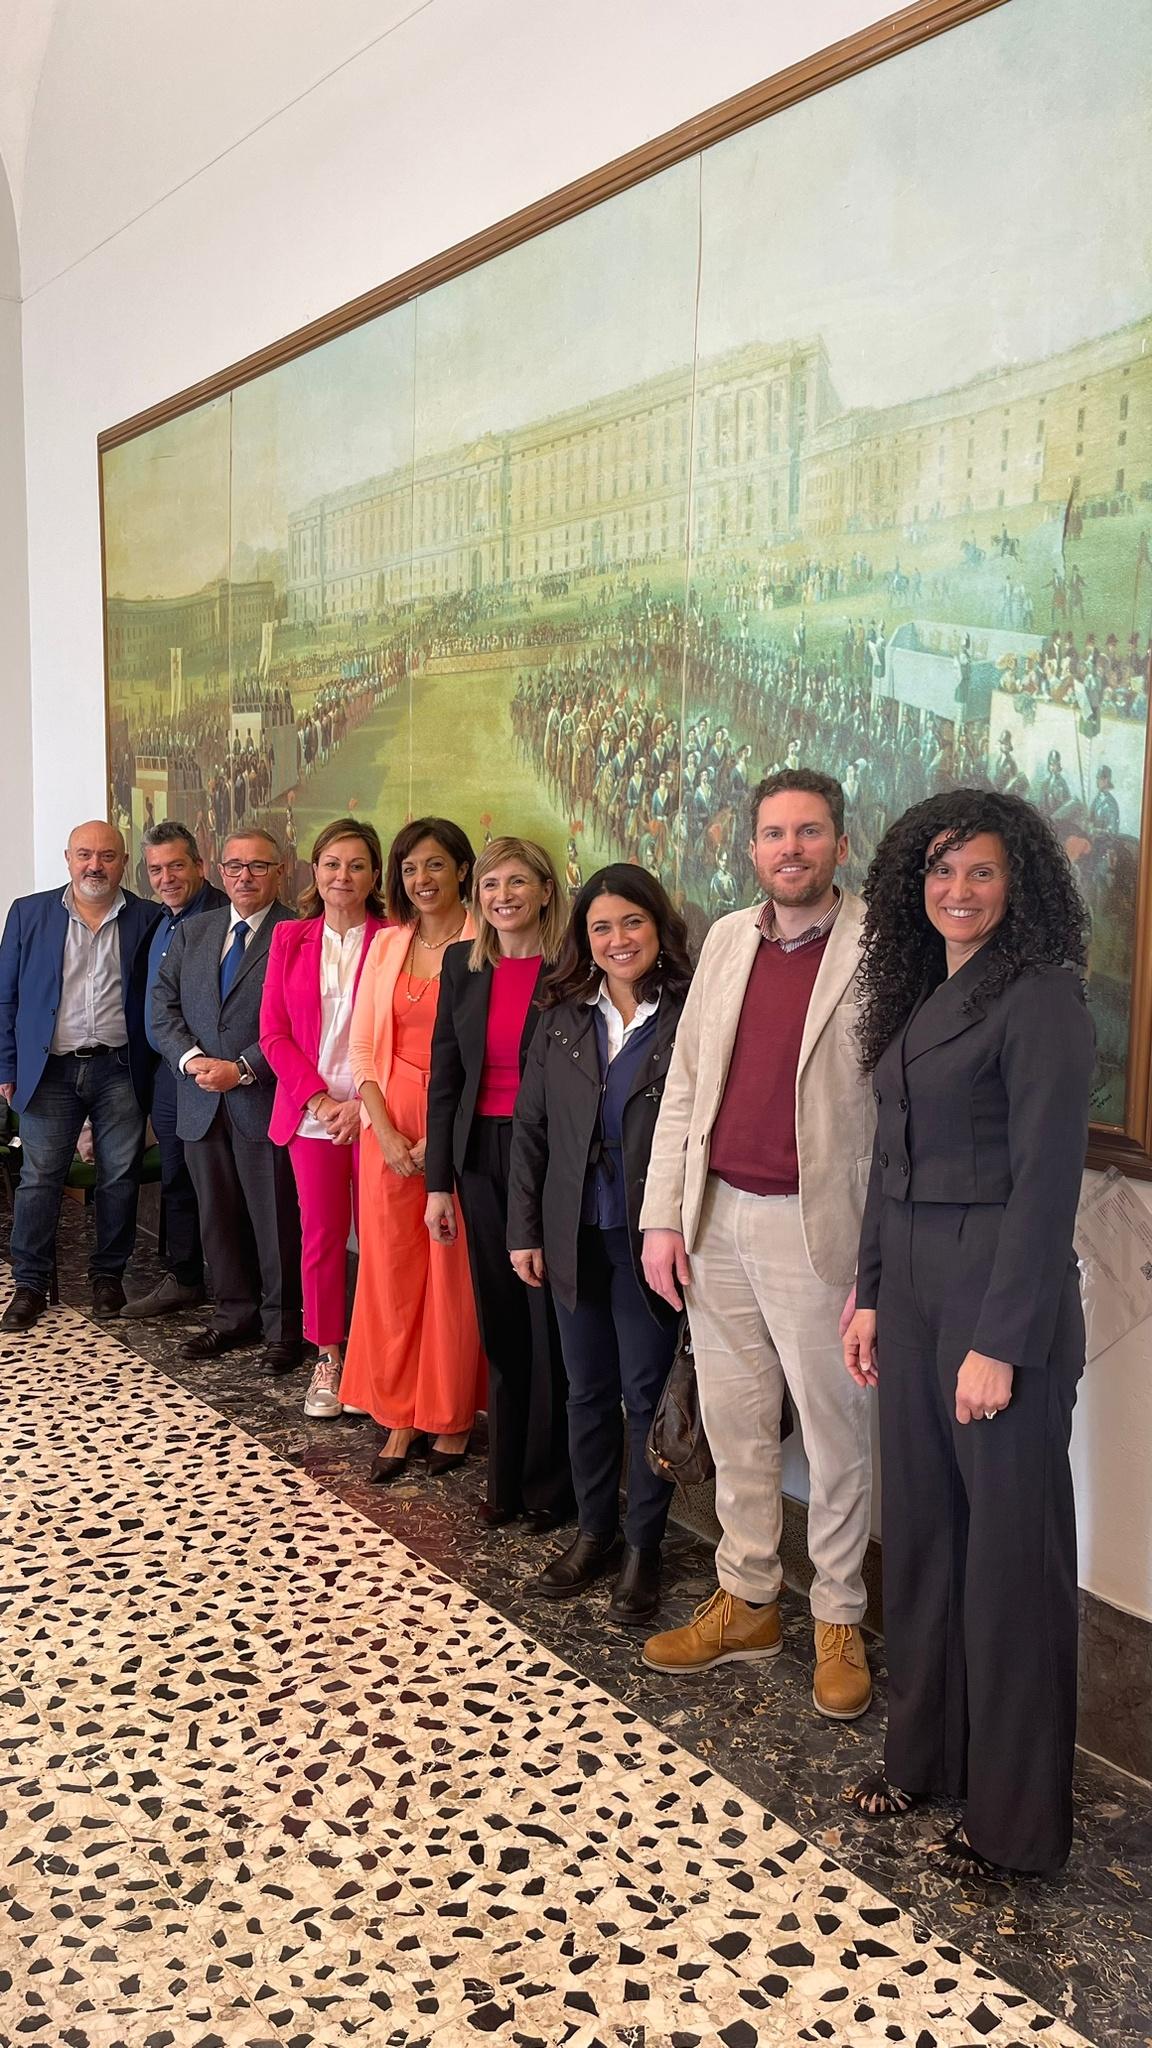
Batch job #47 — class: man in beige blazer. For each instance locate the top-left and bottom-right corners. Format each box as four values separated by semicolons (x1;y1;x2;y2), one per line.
640;768;875;1719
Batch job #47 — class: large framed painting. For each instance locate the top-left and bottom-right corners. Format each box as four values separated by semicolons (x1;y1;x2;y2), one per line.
100;0;1152;1173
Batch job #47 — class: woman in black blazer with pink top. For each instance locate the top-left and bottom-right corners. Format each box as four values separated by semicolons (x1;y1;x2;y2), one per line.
842;790;1094;1881
425;838;573;1529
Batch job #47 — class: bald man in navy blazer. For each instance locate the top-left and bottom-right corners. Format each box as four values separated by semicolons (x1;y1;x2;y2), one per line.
0;820;161;1331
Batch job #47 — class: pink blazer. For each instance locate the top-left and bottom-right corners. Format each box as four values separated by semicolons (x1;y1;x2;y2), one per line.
350;915;476;1127
260;912;387;1147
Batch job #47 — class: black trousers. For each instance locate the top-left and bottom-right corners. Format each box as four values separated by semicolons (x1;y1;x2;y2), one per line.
553;1225;677;1550
185;1111;303;1344
876;1199;1083;1875
150;1063;204;1286
458;1118;573;1517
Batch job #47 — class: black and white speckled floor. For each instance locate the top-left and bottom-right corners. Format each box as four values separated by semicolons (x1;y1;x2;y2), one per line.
1;1200;1149;2048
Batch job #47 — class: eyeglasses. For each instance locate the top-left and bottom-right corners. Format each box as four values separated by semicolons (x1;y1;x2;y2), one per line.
221;860;278;878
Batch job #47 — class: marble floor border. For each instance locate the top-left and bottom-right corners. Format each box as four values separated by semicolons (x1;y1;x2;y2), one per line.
2;1203;1150;2046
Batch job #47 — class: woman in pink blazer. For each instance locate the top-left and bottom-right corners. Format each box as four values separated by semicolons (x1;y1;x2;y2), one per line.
260;818;387;1420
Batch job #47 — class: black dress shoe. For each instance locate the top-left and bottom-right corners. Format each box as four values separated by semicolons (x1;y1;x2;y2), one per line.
91;1275;126;1320
607;1544;663;1625
524;1503;575;1536
534;1530;623;1598
370;1432;428;1484
478;1501;520;1527
179;1324;261;1359
1;1286;47;1333
259;1341;306;1374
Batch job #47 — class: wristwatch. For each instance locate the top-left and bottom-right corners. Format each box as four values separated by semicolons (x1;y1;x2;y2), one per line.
236;1058;256;1086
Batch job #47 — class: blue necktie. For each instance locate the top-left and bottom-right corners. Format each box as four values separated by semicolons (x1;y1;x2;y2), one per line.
219;921;250;1000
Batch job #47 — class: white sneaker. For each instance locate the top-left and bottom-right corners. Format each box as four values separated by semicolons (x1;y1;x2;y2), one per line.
304;1355;343;1418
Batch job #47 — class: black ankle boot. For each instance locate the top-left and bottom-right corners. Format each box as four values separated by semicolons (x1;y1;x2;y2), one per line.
533;1529;622;1598
607;1544;663;1624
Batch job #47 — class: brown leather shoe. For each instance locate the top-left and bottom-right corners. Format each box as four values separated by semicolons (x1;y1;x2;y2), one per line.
813;1621;872;1720
642;1587;782;1673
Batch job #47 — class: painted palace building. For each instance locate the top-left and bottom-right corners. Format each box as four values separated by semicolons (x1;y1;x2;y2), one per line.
282;315;1152;623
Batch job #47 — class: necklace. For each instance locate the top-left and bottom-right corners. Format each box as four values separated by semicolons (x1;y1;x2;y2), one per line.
414;918;466;952
403;920;465;1004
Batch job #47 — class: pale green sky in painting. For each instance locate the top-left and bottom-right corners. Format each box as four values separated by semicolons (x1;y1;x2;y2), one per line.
104;0;1151;599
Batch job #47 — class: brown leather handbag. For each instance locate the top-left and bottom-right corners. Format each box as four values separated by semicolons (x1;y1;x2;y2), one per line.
645;1319;715;1488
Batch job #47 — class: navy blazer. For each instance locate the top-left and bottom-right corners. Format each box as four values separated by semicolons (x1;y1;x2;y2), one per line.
150;901;297;1141
0;886;162;1112
855;958;1095;1372
506;989;686;1319
144;879;229;1053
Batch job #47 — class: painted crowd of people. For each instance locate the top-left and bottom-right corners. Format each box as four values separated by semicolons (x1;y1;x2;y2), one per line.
0;762;1096;1883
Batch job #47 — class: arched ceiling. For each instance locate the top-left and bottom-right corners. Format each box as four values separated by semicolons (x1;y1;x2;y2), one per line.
0;0;436;299
0;0;59;264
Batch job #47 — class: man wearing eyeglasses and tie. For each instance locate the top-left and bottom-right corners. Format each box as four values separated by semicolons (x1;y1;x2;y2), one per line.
152;830;304;1373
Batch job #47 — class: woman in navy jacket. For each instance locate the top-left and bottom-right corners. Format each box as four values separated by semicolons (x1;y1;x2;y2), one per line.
842;789;1094;1879
507;865;693;1625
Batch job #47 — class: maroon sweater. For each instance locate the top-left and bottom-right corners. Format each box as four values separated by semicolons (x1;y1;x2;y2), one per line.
709;931;830;1197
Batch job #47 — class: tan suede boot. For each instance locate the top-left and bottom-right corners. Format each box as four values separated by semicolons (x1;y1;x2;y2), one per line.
642;1587;782;1673
813;1621;872;1719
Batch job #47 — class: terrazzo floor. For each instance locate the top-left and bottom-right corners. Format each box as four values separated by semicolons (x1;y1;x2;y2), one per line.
1;1205;1150;2047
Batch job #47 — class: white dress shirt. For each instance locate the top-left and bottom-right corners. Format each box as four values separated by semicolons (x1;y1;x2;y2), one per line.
296;922;366;1140
218;901;274;962
588;977;660;1065
51;887;128;1053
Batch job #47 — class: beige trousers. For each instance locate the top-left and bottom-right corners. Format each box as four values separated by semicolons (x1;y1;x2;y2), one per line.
687;1175;871;1624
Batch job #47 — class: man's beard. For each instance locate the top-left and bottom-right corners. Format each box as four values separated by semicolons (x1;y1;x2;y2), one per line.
763;866;833;907
75;875;115;900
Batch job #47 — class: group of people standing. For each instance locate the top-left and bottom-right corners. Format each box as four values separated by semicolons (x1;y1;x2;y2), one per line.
0;761;1094;1884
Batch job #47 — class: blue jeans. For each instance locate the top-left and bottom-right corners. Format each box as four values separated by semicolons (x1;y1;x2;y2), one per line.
553;1226;677;1549
11;1050;145;1290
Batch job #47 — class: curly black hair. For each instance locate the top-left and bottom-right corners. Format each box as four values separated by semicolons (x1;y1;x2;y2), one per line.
856;788;1089;1071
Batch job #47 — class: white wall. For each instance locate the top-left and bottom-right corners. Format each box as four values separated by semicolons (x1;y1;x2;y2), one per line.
8;0;1152;1621
0;160;32;897
1070;1176;1152;1619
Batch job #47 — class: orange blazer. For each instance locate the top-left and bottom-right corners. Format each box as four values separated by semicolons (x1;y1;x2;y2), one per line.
350;915;477;1122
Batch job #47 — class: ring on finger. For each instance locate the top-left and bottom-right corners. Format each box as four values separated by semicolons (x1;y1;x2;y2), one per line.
983;1409;998;1420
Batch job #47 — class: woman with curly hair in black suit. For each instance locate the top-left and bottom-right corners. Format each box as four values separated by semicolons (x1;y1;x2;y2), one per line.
841;789;1094;1880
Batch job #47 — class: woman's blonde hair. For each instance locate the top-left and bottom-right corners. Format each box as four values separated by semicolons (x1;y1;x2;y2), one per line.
468;837;567;971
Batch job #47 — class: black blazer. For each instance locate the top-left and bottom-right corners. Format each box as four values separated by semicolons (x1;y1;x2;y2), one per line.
151;902;297;1141
424;944;549;1194
855;957;1094;1372
507;988;687;1320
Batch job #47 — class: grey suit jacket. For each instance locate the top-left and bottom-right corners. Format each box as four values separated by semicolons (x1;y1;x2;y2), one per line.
151;903;297;1141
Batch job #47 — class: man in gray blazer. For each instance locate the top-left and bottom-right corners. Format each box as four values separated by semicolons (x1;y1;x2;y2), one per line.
152;829;303;1372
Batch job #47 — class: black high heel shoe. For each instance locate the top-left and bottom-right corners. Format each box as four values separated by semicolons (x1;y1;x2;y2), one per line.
427;1441;470;1477
370;1431;428;1484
